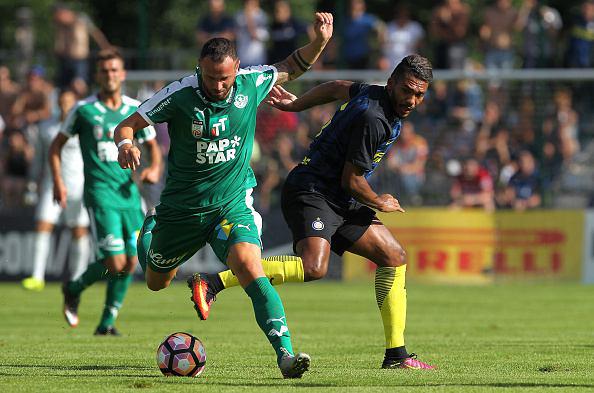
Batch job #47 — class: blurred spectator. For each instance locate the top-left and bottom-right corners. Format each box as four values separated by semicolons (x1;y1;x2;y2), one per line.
341;0;383;69
450;157;495;211
429;0;470;69
475;100;505;158
256;104;298;155
1;131;34;208
379;5;425;70
9;66;52;132
15;7;34;82
268;0;310;63
480;0;518;70
538;116;563;187
552;88;579;162
235;0;269;67
69;77;89;99
0;114;4;137
53;3;111;89
0;66;20;129
516;0;562;68
196;0;235;47
500;150;541;210
387;122;428;205
565;0;594;68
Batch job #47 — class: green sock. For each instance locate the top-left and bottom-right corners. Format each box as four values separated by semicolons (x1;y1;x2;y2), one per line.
67;261;108;296
98;273;133;330
244;277;294;364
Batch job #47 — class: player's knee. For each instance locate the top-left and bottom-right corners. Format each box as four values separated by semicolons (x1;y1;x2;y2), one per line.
387;244;407;267
302;259;328;281
376;243;406;267
146;280;168;291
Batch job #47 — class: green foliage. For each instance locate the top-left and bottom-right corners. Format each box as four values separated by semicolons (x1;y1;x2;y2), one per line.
0;281;593;392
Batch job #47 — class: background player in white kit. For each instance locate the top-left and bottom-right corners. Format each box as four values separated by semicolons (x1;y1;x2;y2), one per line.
22;90;90;291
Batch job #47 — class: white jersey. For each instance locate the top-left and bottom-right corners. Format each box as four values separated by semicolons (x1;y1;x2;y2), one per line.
38;118;85;197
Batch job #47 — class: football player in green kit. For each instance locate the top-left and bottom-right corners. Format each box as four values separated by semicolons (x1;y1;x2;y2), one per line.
50;48;161;335
114;12;333;378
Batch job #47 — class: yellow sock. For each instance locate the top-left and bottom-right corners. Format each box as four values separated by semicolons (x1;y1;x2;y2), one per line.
375;265;407;348
218;255;305;288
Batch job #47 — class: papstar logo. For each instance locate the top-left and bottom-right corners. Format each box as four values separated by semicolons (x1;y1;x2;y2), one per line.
234;94;248;108
196;136;241;164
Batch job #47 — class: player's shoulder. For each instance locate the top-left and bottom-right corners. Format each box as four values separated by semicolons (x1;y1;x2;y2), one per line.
122;95;141;107
74;94;99;111
237;65;277;84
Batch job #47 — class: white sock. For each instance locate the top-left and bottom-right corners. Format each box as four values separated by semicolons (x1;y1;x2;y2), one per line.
69;235;91;281
32;232;51;281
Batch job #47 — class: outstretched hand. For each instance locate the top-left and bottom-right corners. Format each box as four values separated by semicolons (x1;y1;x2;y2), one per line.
264;86;299;112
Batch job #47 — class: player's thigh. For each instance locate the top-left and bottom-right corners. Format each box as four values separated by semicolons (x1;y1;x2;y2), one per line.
209;188;263;264
63;197;90;229
87;206;126;261
331;205;378;257
346;215;406;267
120;207;145;258
35;187;61;226
280;184;341;271
144;205;206;274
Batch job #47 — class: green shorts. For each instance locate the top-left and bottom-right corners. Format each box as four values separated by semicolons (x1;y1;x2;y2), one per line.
88;205;144;260
138;188;262;273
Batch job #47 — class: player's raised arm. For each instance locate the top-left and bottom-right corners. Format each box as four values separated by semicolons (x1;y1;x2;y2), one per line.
265;81;354;112
273;12;333;85
114;112;148;171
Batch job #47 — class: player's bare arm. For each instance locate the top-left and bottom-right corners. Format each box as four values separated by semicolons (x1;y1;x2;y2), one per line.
265;81;354;112
139;138;162;184
48;133;69;208
341;162;405;213
273;12;333;85
114;112;149;171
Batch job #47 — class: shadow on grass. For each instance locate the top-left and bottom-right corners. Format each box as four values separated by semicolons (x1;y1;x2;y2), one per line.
0;363;153;371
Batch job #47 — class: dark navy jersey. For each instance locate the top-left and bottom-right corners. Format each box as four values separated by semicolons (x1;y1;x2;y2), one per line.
285;83;401;207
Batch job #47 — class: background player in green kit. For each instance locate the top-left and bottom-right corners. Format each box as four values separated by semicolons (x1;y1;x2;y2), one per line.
49;49;162;335
114;12;333;378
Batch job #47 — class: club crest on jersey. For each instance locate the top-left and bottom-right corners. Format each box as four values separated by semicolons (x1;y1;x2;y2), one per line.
234;94;248;109
312;217;324;231
192;119;204;139
93;124;103;140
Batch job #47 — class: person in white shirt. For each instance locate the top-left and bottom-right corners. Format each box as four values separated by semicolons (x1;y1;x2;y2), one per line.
379;5;425;70
22;89;90;291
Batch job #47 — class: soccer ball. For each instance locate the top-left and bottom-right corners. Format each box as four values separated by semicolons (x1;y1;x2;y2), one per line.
156;332;206;377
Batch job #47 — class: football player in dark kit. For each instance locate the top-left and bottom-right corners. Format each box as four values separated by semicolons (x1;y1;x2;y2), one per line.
196;54;435;370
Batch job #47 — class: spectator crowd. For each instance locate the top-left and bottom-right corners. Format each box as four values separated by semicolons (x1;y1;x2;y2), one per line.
2;0;594;215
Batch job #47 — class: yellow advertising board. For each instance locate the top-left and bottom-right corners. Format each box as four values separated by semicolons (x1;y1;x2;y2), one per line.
343;209;584;283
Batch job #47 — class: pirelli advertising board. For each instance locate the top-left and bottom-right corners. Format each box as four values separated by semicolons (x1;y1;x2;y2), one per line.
343;209;585;283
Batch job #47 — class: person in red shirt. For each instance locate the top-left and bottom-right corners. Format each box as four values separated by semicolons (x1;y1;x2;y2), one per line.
450;157;495;211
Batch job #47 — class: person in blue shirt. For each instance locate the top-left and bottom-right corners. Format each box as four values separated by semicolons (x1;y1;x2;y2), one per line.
342;0;383;69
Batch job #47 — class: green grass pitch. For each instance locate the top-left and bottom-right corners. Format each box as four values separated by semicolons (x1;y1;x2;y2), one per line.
0;280;592;392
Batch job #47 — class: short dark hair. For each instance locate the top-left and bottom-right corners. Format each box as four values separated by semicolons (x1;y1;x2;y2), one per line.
96;48;124;65
391;54;433;84
200;38;238;62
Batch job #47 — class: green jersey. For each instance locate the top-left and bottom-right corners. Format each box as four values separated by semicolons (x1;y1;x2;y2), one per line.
61;95;156;209
137;66;277;211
